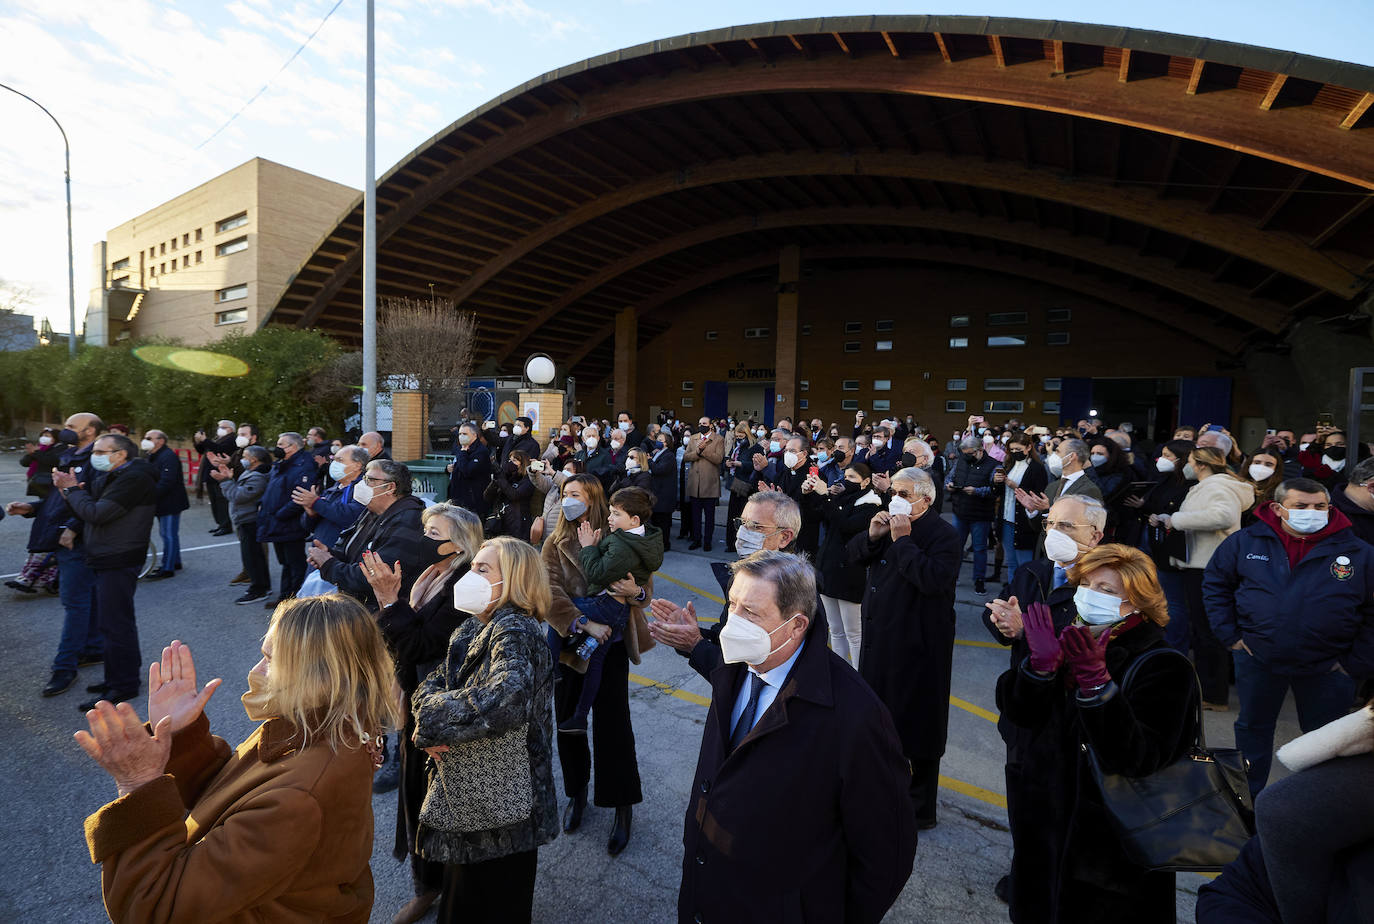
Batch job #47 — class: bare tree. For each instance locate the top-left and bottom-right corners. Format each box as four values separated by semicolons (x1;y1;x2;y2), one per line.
377;295;478;400
0;278;33;315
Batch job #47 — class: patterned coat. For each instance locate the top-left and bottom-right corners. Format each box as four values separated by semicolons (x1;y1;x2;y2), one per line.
412;605;558;865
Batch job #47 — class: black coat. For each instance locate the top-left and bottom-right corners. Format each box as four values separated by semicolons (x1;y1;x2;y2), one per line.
147;445;190;517
320;494;436;609
254;450;317;542
678;607;918;924
648;448;677;514
849;509;962;760
494;468;536;541
446;445;492;515
63;457;158;570
994;618;1197;923
809;487;883;602
763;461;820;553
193;432;236;489
497;432;540;470
948;452;1001;521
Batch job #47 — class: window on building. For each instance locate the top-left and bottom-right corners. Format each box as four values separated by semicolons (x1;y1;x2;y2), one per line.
215;307;248;325
984;400;1025;413
170;237;177;251
149;247;157;258
946;378;967;391
842;379;860;391
984;378;1025;391
216;212;249;233
111;275;129;288
705;330;717;340
841;399;859;411
605;397;614;407
182;255;189;267
799;399;809;410
987;334;1027;347
800;380;809;391
872;399;891;411
160;262;166;273
1043;401;1061;414
1047;332;1071;346
949;337;969;348
111;257;130;271
945;400;967;413
1047;308;1072;323
195;228;203;242
604;381;614;391
149;266;156;277
950;315;970;328
743;327;771;339
843;341;860;352
873;379;892;391
160;242;166;254
681;380;694;391
844;321;862;334
987;311;1028;326
1043;377;1062;391
169;260;177;272
216;236;248;257
183;233;190;246
875;340;893;351
217;284;248;302
801;324;812;336
681;397;694;407
195;251;202;263
876;319;894;332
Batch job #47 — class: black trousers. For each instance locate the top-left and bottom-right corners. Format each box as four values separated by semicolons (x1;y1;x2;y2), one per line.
1182;567;1230;704
554;641;643;807
650;511;674;551
677;496;692;537
690;497;718;545
95;566;141;693
436;848;537;924
237;524;271;594
725;489;749;550
909;757;941;826
207;477;231;529
272;539;307;599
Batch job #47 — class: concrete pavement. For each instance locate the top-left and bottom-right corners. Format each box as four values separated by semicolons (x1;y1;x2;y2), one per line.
0;460;1297;922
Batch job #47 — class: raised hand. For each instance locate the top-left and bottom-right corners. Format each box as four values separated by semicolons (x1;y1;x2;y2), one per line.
148;640;221;734
361;551;403;608
989;595;1024;639
576;520;601;549
75;701;173;797
869;510;892;539
1023;602;1063;674
1060;625;1113;692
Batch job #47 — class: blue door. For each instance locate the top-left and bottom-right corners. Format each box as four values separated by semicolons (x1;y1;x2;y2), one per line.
763;386;775;427
1059;378;1093;425
703;381;729;421
1179;377;1233;429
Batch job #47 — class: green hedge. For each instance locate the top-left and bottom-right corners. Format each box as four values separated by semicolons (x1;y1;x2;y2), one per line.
0;328;357;439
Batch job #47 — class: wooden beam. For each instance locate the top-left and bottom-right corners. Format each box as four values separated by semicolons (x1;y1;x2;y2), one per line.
1259;74;1288;111
832;32;852;57
1258;170;1308;228
988;35;1005;68
785;34;812;59
744;38;769;64
1052;40;1065;76
1186;59;1206;96
1309;195;1374;248
934;32;952;64
882;31;901;59
1341;93;1374;130
1118;48;1132;83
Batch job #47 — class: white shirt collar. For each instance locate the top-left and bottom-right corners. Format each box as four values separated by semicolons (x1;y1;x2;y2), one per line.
1063;469;1084;484
748;637;805;687
625;524;646;535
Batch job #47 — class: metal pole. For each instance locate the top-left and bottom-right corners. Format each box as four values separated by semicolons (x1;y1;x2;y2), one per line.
361;0;378;431
0;82;77;355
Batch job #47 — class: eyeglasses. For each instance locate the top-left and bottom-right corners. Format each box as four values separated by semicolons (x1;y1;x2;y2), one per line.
91;449;117;455
732;517;781;534
1044;519;1086;533
363;475;393;485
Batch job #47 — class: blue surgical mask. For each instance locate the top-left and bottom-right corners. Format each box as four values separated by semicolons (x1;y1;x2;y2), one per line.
769;440;781;453
561;496;588;520
817;451;829;465
328;460;348;481
90;453;113;472
1074;586;1129;626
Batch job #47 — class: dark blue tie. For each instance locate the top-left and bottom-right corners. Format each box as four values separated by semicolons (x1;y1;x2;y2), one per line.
1053;565;1067;589
729;674;766;752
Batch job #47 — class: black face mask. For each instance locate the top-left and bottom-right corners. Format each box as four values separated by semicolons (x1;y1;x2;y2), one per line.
1008;450;1027;462
832;450;846;466
902;452;918;469
420;534;453;558
698;425;710;434
654;441;665;451
842;480;863;494
58;428;80;444
270;446;286;461
962;451;979;461
1324;446;1347;461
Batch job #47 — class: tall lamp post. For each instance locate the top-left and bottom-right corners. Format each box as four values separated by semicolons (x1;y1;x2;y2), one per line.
361;0;377;432
1;82;77;356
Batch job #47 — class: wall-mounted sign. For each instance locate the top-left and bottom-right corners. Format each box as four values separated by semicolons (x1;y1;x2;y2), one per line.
727;367;776;380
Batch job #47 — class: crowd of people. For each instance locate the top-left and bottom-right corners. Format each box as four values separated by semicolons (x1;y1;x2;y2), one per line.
6;403;1374;923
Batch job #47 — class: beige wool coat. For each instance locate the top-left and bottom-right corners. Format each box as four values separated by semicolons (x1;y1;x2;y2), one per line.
683;431;725;499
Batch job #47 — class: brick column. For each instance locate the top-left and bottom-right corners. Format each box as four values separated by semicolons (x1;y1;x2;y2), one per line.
614;307;638;419
391;390;429;462
774;245;801;424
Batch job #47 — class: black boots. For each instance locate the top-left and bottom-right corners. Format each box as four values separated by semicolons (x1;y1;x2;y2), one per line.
562;786;587;833
607;805;632;856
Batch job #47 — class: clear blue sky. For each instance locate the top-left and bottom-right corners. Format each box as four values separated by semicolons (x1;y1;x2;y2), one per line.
2;0;1370;333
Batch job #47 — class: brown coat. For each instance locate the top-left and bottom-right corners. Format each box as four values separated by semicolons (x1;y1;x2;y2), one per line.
542;530;655;668
683;431;725;499
84;714;376;923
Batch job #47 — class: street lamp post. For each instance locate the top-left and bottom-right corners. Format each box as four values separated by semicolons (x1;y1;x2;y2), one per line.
1;82;77;356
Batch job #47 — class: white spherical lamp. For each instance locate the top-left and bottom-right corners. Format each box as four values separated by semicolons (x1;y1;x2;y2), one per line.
524;354;556;386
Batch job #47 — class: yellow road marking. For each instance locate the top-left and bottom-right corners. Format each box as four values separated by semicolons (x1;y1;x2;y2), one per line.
627;672;1007;811
955;638;1006;649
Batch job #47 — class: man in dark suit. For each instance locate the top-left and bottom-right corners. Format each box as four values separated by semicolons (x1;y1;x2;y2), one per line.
140;429;189;580
193;419;237;534
677;550;917;924
760;435;820;553
499;416;540;468
1015;439;1103;558
615;410;645;452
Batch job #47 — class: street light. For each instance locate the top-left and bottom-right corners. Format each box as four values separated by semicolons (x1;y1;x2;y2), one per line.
1;81;77;356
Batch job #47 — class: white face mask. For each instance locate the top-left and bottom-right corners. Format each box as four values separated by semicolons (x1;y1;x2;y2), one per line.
626;461;640;473
719;612;800;665
1043;527;1081;564
756;428;767;439
512;425;525;436
38;435;54;445
887;495;914;517
352;478;390;506
872;439;886;450
783;451;800;469
1323;455;1347;473
1156;457;1176;473
1248;463;1276;482
585;436;599;450
735;526;768;556
1283;508;1329;534
1047;453;1064;476
140;438;155;452
453;570;502;615
458;433;472;446
499;430;509;439
235;435;250;448
610;439;623;451
216;427;231;438
1074;585;1129;626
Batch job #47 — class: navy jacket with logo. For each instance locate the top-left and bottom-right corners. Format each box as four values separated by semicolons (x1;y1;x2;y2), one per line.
1203;508;1374;677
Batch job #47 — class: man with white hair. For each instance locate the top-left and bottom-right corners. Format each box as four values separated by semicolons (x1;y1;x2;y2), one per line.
194;418;237;535
140;428;189;580
849;467;961;830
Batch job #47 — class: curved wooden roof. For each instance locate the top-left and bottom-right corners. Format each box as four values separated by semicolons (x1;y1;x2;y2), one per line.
265;15;1374;375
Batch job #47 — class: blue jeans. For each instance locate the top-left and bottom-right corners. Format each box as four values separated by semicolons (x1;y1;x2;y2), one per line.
1156;569;1190;653
1000;520;1028;580
952;515;991;583
1233;649;1356;797
52;545;102;673
158;512;181;570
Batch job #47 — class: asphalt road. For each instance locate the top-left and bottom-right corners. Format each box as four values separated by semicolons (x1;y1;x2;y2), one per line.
0;456;1299;923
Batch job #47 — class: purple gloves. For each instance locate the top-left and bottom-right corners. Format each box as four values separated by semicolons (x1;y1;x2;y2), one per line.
1023;602;1062;674
1061;625;1113;693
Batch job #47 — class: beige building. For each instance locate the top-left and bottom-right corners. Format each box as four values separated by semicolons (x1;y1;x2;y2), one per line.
87;158;357;345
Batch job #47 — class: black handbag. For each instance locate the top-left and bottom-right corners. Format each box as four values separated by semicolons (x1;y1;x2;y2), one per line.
1082;647;1255;872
